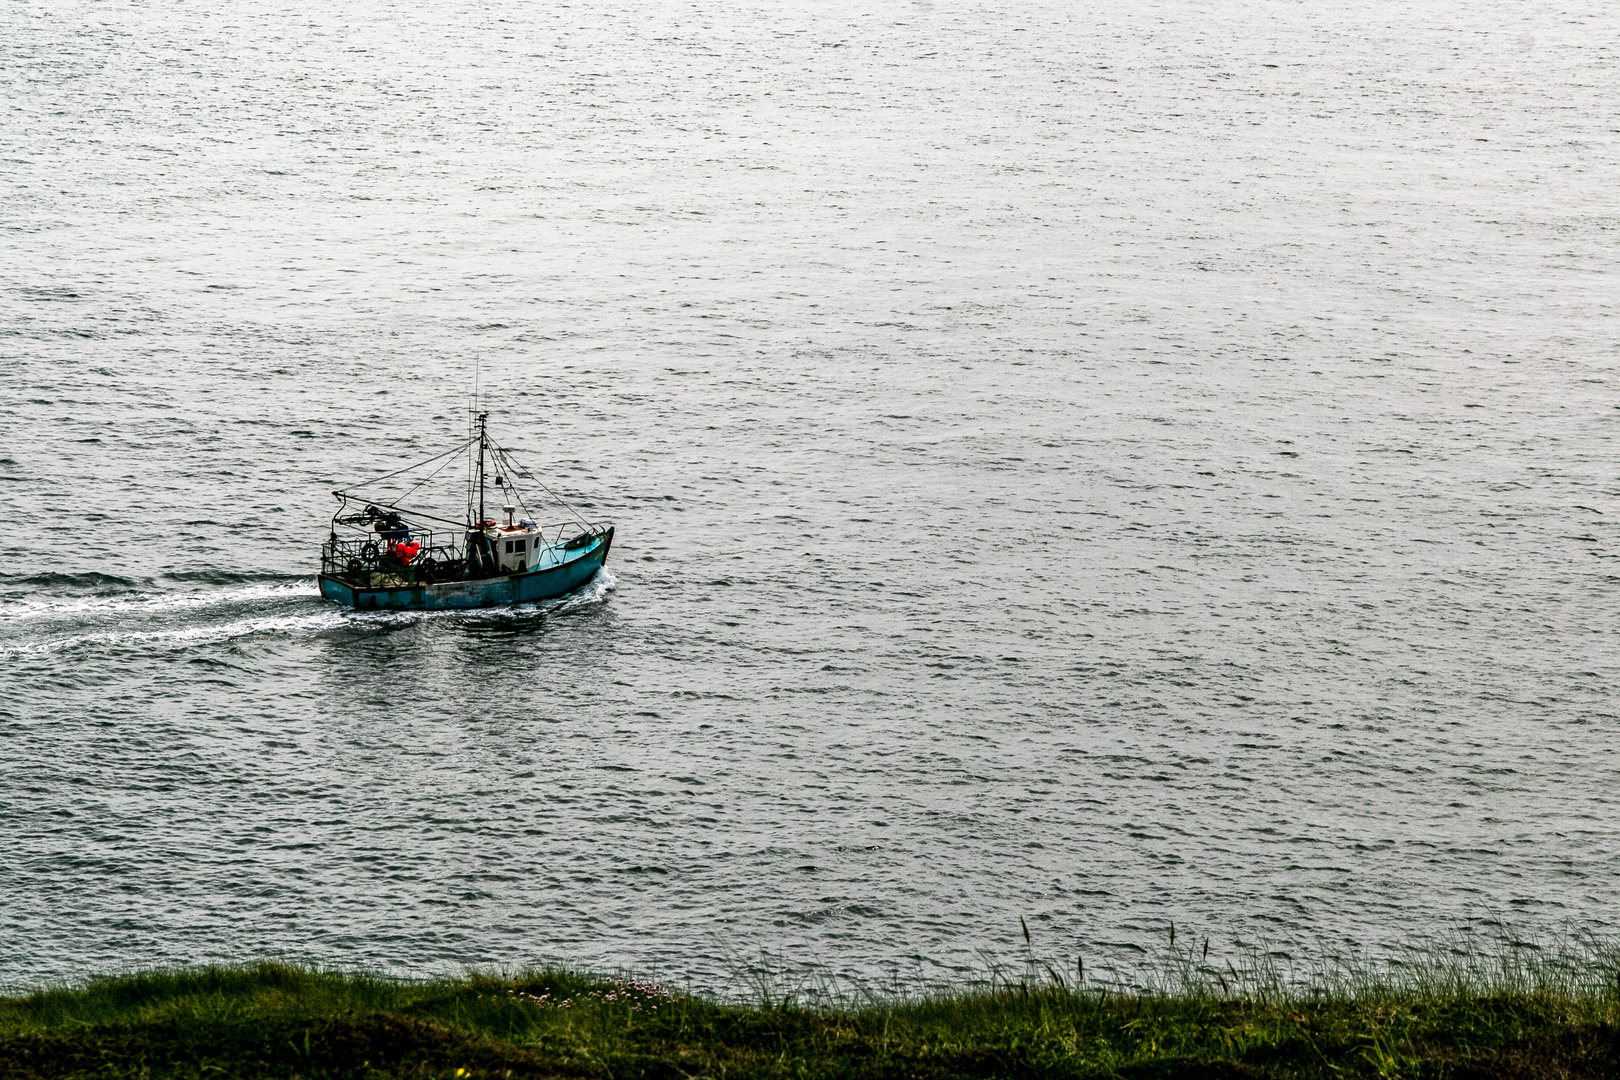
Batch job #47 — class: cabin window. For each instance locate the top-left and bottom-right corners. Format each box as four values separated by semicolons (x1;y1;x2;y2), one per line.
504;540;513;553
515;539;527;553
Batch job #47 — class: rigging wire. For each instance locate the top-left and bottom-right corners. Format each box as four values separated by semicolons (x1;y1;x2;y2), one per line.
486;437;593;528
392;440;468;508
477;443;530;524
333;413;598;535
489;446;537;525
335;436;476;498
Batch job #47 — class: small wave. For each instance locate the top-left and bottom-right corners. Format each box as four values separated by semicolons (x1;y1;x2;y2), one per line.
553;566;618;612
504;565;619;620
1;570;142;591
458;611;549;636
162;569;310;586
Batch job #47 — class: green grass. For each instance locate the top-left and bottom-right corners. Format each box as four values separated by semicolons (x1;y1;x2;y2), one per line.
2;946;1618;1079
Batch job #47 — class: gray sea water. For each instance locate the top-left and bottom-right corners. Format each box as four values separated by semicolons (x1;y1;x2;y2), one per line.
2;0;1617;992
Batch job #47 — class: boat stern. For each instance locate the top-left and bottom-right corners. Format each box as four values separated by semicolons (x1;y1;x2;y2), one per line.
318;574;358;608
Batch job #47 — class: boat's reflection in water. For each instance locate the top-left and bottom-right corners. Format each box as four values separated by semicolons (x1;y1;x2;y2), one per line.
311;571;618;717
457;607;551;637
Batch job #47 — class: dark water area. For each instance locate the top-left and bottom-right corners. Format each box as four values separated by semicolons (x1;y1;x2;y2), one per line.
2;0;1617;992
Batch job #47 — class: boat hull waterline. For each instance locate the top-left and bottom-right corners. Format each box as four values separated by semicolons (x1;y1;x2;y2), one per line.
319;529;612;611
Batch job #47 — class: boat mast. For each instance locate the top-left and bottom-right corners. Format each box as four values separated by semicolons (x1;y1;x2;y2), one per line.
476;410;489;526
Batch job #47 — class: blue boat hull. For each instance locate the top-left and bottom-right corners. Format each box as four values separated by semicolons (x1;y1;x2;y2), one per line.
318;529;612;611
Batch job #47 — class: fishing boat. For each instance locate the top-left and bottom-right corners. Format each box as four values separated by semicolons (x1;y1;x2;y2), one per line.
318;411;613;610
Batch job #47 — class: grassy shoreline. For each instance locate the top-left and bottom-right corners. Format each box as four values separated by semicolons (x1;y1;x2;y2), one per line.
3;960;1619;1079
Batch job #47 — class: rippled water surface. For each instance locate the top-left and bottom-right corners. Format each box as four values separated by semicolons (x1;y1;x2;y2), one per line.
2;0;1618;991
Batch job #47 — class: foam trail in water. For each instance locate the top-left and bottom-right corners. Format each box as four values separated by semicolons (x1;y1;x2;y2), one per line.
0;570;617;656
0;607;346;657
0;580;318;624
